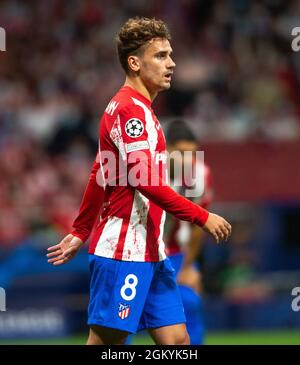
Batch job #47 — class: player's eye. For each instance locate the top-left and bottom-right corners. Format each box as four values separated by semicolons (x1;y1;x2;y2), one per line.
156;52;166;59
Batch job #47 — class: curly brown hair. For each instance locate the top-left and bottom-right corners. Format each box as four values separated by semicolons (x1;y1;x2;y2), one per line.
116;17;171;74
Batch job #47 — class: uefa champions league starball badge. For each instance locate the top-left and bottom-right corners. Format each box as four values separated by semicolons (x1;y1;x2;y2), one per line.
125;118;144;138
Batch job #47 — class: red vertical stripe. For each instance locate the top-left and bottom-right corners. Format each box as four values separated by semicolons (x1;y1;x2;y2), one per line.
113;218;130;260
145;201;162;261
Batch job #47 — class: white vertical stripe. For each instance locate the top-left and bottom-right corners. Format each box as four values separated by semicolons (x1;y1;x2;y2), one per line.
157;211;167;261
132;97;158;156
94;216;123;258
122;191;150;261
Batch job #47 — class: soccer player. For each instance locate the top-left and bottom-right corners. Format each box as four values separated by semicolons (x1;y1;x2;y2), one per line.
165;119;213;345
47;17;231;345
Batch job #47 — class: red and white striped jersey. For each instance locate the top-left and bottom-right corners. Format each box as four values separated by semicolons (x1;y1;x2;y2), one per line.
72;86;209;262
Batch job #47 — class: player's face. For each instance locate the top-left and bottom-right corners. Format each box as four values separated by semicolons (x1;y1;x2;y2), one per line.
168;140;198;178
172;140;198;154
138;38;175;93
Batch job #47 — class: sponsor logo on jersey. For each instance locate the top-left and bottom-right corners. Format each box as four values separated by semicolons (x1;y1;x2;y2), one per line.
125;140;149;153
118;303;130;319
125;118;144;138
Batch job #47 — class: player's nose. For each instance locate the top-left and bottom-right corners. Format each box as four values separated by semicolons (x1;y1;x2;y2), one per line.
169;58;176;69
167;55;176;69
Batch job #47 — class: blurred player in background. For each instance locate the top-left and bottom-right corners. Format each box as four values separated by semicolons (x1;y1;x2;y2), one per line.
47;17;231;345
165;119;213;345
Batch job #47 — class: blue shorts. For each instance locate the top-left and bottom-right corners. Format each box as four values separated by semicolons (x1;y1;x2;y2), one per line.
87;255;186;334
169;253;205;345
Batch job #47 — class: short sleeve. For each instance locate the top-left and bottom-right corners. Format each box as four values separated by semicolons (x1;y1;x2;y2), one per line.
110;104;151;160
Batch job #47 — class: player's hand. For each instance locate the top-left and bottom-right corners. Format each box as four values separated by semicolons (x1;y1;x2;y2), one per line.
177;266;201;294
47;234;84;266
202;212;231;243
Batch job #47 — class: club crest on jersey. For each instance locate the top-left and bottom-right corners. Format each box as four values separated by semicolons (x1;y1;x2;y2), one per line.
118;303;130;319
125;118;144;138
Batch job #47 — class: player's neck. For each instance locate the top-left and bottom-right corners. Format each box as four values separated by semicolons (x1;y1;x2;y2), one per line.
124;76;157;103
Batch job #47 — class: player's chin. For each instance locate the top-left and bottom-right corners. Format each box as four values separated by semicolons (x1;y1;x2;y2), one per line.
160;81;171;90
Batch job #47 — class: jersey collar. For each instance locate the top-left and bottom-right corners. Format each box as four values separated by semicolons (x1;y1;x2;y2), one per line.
121;86;152;108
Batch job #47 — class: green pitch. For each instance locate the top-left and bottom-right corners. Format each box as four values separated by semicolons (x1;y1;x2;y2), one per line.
0;330;299;345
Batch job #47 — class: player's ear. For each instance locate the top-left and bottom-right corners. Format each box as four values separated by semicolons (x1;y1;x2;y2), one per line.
128;55;140;73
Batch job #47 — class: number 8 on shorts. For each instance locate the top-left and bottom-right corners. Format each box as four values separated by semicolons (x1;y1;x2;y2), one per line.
120;274;138;301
